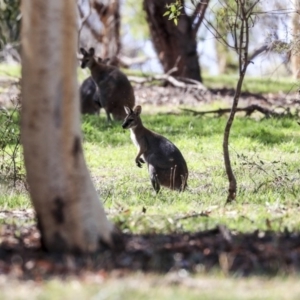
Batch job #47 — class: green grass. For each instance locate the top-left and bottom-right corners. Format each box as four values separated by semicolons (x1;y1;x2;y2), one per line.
0;189;30;210
76;110;300;235
0;63;21;78
1;110;300;234
0;63;298;94
203;74;299;94
1;273;300;300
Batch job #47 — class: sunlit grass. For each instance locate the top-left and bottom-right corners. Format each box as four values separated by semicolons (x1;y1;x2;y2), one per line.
78;109;300;234
1;102;300;234
203;74;299;94
0;187;30;209
0;63;298;94
0;63;21;78
1;273;300;300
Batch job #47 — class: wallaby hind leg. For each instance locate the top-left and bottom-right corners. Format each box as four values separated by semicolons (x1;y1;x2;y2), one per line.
151;176;160;193
149;165;160;193
179;174;188;192
105;109;112;122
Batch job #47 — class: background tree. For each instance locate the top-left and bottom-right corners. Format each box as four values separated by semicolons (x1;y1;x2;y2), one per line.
78;0;121;65
21;0;116;253
210;0;261;202
143;0;210;82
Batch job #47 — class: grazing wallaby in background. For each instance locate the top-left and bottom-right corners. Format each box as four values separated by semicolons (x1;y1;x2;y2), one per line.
122;105;188;192
79;76;101;115
80;47;135;122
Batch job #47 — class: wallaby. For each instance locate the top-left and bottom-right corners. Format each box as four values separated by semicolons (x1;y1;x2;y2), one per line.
80;47;135;122
79;76;101;115
122;105;188;192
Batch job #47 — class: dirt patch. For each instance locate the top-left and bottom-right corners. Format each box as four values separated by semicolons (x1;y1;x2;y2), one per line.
1;215;300;280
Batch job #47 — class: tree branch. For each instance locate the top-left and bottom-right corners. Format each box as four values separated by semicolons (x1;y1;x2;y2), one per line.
128;74;207;90
191;0;211;37
180;104;283;118
77;0;104;44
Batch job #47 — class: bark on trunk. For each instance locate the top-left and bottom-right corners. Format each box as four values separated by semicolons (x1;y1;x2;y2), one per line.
21;0;114;253
292;0;300;79
143;0;202;82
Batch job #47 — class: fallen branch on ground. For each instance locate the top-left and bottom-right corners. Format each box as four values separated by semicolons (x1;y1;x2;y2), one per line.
180;104;286;118
128;74;207;91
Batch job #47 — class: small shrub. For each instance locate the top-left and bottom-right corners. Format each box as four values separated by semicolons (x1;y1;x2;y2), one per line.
0;101;25;188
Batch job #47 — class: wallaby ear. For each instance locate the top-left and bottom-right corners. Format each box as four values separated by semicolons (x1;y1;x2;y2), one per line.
88;47;95;56
124;106;132;115
134;105;142;116
80;48;87;55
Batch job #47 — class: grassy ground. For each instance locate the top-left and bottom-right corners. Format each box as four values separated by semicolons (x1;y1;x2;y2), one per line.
0;63;299;94
2;111;300;234
1;63;300;298
81;112;300;235
1;272;300;300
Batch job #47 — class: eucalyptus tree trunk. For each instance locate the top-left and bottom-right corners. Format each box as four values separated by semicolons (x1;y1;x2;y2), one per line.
292;0;300;79
21;0;114;253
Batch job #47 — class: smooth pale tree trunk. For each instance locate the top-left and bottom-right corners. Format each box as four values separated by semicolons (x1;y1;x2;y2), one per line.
292;0;300;79
21;0;114;253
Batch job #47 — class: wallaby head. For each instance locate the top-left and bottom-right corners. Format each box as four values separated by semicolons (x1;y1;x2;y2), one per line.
122;106;142;129
80;47;96;69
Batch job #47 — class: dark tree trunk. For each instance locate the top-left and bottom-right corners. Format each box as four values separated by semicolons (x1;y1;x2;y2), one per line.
143;0;202;82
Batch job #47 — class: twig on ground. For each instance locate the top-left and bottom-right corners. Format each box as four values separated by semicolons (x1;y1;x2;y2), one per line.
175;212;210;221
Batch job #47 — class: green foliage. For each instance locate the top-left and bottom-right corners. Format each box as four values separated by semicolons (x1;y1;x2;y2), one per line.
163;0;183;25
212;0;261;74
0;190;30;209
0;0;21;49
215;0;260;35
0;104;24;188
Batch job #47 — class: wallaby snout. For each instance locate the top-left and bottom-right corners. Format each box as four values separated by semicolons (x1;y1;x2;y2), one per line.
123;105;188;193
122;121;129;129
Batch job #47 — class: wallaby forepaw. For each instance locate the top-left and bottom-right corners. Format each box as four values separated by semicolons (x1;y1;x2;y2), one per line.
136;162;143;168
139;158;145;164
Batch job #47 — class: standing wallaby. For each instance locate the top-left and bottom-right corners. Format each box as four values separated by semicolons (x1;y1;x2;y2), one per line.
79;76;101;115
80;47;135;122
122;105;188;192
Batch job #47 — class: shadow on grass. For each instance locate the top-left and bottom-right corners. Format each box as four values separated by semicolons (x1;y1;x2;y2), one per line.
1;221;300;280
